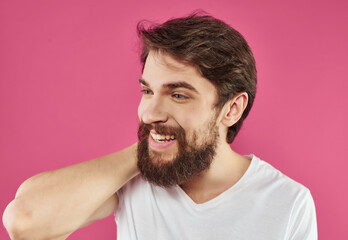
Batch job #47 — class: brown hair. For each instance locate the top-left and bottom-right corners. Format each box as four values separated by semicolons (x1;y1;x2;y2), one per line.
137;13;257;143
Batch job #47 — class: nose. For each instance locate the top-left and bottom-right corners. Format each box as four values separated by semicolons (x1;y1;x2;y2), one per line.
139;97;169;124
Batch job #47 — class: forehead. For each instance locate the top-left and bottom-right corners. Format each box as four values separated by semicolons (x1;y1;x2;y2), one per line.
141;51;217;96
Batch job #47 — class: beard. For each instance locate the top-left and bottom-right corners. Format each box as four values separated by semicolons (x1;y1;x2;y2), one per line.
137;117;219;188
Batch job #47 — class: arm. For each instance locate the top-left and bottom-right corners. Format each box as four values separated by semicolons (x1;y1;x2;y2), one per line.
2;143;139;240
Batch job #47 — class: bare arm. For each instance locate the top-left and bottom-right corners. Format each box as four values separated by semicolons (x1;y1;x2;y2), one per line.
2;143;139;240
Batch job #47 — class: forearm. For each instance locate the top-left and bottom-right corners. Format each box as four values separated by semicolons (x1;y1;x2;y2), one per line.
3;143;139;239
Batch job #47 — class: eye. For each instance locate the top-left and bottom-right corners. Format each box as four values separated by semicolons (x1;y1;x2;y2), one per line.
172;93;188;100
141;89;152;95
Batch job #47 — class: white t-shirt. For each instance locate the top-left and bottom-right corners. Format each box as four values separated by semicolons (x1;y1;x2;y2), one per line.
115;155;317;240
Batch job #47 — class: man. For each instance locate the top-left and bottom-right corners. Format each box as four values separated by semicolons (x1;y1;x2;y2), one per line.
3;14;317;240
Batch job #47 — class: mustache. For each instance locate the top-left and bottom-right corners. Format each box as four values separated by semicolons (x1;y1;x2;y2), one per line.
137;122;185;141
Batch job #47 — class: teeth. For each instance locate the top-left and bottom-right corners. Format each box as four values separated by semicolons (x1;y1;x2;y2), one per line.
150;132;175;142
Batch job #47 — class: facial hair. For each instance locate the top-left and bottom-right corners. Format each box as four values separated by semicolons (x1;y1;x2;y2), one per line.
137;118;219;188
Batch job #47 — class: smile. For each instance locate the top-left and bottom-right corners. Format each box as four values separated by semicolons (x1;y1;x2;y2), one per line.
148;131;177;151
150;132;176;142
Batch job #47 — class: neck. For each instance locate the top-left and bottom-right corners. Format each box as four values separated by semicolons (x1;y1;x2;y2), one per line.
179;141;251;204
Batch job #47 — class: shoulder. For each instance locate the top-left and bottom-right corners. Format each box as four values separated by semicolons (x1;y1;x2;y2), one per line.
244;155;317;239
250;155;310;195
117;175;150;199
244;155;315;214
248;155;317;215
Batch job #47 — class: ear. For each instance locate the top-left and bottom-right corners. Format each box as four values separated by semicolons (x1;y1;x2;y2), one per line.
221;92;248;127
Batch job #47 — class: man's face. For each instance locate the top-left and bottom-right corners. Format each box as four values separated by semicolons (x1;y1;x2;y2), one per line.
137;51;222;187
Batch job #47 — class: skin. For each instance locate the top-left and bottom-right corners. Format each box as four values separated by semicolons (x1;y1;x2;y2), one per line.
3;145;139;240
2;50;251;239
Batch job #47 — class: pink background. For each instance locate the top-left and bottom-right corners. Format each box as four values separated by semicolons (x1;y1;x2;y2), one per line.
1;0;347;239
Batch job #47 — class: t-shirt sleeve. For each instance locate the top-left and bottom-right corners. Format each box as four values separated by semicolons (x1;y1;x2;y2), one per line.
286;189;318;240
114;182;126;222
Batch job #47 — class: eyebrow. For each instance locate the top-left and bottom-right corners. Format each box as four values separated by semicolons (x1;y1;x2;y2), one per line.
139;78;199;94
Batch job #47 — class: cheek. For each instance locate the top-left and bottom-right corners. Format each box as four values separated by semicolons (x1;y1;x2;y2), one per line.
187;105;208;123
176;107;207;132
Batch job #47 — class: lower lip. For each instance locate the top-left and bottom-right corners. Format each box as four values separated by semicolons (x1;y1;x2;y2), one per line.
148;134;177;150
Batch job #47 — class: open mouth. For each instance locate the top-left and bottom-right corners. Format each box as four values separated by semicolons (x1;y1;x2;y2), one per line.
150;132;176;143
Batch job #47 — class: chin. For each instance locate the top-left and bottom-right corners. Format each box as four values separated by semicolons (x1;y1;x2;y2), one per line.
149;151;177;166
